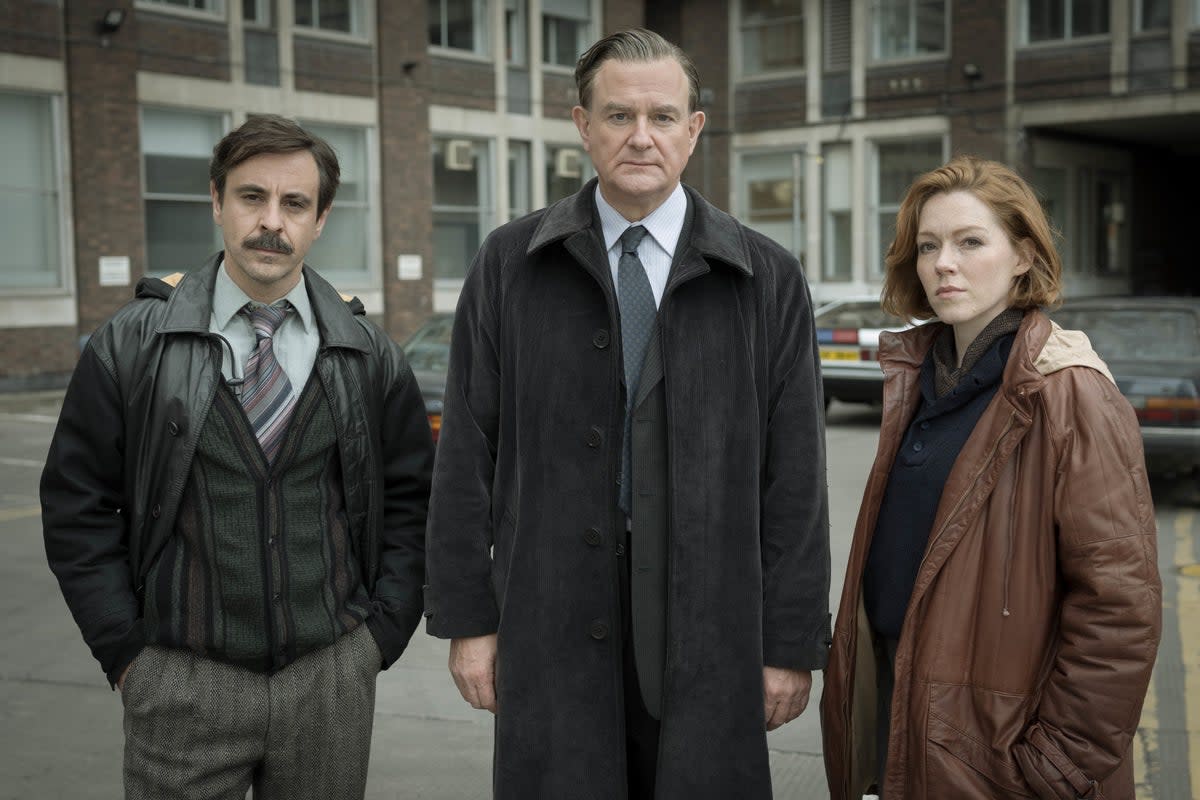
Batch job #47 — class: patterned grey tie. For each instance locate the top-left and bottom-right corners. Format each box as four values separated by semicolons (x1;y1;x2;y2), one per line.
617;224;654;515
239;302;297;463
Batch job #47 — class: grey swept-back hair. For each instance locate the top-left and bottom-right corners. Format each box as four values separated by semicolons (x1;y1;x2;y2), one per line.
574;28;701;113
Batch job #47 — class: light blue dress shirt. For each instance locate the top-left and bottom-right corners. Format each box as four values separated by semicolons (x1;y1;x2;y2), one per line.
209;261;320;393
595;183;688;309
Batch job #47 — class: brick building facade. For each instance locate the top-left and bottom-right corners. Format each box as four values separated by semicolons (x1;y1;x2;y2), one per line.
2;0;1198;386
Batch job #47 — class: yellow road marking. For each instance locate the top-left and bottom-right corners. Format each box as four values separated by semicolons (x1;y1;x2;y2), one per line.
0;505;40;522
1175;510;1200;800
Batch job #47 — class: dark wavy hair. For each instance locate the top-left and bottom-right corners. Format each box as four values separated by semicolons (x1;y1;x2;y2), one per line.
209;114;340;217
881;154;1063;321
574;28;700;112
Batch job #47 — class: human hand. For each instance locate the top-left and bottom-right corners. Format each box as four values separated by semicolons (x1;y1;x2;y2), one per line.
117;663;132;691
763;666;811;731
449;634;499;713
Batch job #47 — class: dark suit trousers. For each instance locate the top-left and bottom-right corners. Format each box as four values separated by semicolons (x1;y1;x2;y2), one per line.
620;528;662;800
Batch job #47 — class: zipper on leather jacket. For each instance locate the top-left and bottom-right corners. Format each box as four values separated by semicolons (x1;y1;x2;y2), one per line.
915;411;1019;577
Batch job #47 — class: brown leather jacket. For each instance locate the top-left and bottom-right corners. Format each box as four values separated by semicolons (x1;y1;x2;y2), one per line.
821;310;1161;800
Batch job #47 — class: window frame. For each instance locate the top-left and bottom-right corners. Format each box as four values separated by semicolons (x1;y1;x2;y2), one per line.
822;142;852;283
1133;0;1170;31
737;149;805;263
428;0;491;59
540;0;593;71
869;136;946;280
297;120;380;288
736;0;806;80
1021;0;1111;46
292;0;372;42
134;0;226;21
431;135;496;286
0;90;72;294
139;105;228;277
870;0;948;63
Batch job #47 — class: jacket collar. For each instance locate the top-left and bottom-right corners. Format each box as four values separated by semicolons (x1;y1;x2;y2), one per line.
527;178;753;279
146;252;372;353
879;309;1110;416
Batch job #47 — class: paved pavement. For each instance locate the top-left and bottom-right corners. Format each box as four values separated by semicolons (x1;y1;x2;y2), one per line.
1;390;1195;799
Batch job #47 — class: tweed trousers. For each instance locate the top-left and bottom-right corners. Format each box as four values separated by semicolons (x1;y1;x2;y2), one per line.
121;623;380;800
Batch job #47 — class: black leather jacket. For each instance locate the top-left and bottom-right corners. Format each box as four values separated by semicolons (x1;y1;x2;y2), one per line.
41;254;435;685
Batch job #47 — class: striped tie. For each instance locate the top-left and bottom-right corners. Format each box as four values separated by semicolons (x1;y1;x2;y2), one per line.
239;302;296;463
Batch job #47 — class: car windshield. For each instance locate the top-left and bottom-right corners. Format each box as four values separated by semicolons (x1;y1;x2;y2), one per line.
1052;308;1200;361
816;303;907;330
404;317;454;372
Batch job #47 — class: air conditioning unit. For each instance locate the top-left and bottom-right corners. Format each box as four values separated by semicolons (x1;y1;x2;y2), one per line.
554;148;583;179
444;139;475;171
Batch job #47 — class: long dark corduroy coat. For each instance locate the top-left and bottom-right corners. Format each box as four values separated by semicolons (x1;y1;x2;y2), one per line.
424;180;831;799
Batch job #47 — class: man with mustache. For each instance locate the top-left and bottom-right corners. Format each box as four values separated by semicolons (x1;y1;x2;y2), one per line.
41;114;435;800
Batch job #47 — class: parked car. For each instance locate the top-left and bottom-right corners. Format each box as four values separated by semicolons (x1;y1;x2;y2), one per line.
814;296;921;409
401;312;453;444
1048;296;1200;478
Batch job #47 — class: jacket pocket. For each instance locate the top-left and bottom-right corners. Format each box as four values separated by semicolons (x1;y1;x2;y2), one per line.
926;682;1036;798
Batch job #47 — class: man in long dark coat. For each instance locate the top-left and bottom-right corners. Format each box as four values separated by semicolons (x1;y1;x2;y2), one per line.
424;28;831;800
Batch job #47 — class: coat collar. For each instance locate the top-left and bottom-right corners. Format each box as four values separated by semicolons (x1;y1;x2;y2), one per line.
880;309;1060;417
144;252;372;353
527;179;753;279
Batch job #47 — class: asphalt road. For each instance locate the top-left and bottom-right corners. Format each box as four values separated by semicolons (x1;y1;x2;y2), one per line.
1;392;1195;799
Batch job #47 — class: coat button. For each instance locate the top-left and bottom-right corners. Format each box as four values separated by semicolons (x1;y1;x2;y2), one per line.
615;542;625;557
584;527;602;546
167;420;180;436
592;330;610;349
912;441;923;452
586;427;602;448
589;620;609;640
151;504;161;519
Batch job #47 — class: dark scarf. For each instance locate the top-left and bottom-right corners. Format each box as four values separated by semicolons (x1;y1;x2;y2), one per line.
932;307;1025;398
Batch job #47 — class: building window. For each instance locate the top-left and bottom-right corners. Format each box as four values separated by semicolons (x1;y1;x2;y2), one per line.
301;122;372;280
1025;0;1109;43
542;0;591;67
873;0;946;61
433;137;494;281
244;0;270;25
822;144;851;282
740;0;804;76
1081;169;1129;275
1032;164;1069;264
740;151;803;261
138;0;224;14
294;0;366;36
506;0;528;65
509;140;531;220
1135;0;1169;30
873;138;943;278
141;107;225;275
0;92;65;290
429;0;489;54
546;144;589;204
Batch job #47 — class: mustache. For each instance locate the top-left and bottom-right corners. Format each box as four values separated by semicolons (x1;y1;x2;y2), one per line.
243;232;294;255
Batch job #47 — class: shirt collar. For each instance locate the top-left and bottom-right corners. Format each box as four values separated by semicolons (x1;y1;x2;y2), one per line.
212;258;314;332
595;182;687;258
